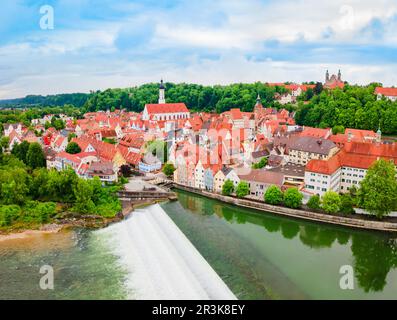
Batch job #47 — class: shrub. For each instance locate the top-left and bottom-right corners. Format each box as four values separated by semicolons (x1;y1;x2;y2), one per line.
284;188;303;209
0;205;21;227
264;186;283;205
307;195;321;210
340;194;355;215
322;191;341;214
222;179;235;196
236;181;249;198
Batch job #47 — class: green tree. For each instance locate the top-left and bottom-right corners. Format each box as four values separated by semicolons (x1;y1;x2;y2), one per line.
322;191;341;214
236;181;249;198
264;185;283;205
332;125;345;135
307;195;321;210
65;142;81;154
252;157;268;169
162;163;176;177
11;140;30;164
0;136;10;150
222;179;235;196
340;194;355;215
284;188;303;209
26;142;46;169
73;179;95;214
358;159;397;219
68;133;77;142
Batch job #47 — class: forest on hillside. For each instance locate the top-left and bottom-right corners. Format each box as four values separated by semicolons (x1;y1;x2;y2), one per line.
0;93;90;108
294;83;397;135
82;82;288;114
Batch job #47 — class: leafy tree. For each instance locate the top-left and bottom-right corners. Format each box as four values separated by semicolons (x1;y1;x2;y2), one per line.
358;159;397;219
284;188;303;209
314;82;323;95
68;133;77;142
73;179;95;214
26;142;46;169
65;142;81;154
222;179;235;196
340;194;355;215
252;157;268;169
236;181;249;198
11;140;30;164
0;136;10;150
307;195;321;210
120;164;133;177
322;191;341;214
332;125;345;135
264;185;283;205
163;163;176;177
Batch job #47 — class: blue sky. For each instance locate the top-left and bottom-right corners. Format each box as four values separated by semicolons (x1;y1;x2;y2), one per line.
1;0;397;99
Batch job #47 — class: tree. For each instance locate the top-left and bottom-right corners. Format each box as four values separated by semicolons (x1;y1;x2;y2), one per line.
236;181;249;198
264;185;283;205
252;157;268;169
11;140;30;164
73;179;95;214
162;163;176;177
332;125;345;135
358;159;397;219
322;191;341;214
26;142;46;169
284;188;303;209
0;136;10;151
65;142;81;154
68;133;77;142
222;179;234;196
307;195;321;210
314;82;323;95
340;194;355;215
120;164;133;177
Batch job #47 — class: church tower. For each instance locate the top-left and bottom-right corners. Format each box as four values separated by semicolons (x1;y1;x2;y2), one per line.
338;70;342;81
376;124;382;143
159;79;166;104
326;70;330;82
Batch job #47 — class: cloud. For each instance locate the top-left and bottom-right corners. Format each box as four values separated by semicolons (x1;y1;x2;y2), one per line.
0;0;397;99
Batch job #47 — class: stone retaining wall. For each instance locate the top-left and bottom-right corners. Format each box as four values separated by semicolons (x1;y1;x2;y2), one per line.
173;184;397;233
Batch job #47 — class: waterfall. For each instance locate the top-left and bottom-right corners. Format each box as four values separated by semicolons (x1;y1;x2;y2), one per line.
96;204;236;300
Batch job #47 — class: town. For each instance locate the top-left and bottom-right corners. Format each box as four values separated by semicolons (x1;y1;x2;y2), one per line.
2;71;397;220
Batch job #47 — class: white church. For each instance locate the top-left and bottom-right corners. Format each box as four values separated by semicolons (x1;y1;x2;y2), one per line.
141;80;190;121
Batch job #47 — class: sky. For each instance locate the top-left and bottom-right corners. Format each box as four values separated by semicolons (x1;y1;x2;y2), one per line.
1;0;397;99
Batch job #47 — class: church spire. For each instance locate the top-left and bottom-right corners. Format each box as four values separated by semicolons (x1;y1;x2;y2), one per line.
326;70;330;82
159;79;165;104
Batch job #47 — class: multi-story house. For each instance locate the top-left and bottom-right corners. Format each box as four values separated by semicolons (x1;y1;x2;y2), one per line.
304;141;397;196
289;137;339;165
238;170;284;200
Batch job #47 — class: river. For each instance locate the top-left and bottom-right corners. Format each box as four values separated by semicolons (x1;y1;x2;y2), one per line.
1;190;397;300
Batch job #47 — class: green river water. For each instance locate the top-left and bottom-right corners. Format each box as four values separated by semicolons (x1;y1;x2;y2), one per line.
1;190;397;300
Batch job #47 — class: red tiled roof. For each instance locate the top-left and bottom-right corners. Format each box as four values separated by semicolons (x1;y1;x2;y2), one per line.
375;87;397;97
300;126;331;139
145;103;189;114
306;142;397;174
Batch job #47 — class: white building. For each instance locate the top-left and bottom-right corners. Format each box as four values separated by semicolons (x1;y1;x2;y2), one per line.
375;87;397;102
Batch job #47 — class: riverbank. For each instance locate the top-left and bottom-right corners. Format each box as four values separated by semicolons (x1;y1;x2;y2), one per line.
0;197;172;241
173;184;397;233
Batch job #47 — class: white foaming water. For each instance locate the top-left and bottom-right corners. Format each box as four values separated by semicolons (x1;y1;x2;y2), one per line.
95;204;236;300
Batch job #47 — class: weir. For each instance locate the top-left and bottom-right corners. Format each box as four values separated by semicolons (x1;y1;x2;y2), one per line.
96;204;236;300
